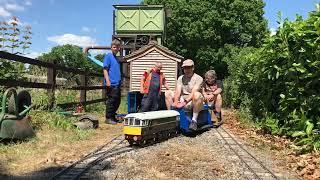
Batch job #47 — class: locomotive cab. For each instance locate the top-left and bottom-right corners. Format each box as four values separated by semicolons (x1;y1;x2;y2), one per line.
124;117;149;127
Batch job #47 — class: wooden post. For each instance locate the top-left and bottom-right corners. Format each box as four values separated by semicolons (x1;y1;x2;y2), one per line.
80;74;87;109
47;67;56;109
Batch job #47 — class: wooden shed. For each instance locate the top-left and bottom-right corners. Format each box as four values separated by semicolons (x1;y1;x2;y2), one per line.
123;41;184;92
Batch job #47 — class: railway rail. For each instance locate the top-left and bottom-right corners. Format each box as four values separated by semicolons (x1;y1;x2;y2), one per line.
215;126;280;180
50;125;284;180
50;135;134;180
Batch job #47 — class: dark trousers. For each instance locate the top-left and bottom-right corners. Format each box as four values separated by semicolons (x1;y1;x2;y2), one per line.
141;93;160;112
105;86;121;119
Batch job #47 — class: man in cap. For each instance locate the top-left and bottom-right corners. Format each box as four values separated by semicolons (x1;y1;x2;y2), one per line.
165;59;204;130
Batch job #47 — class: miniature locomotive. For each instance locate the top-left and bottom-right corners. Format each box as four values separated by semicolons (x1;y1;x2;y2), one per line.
123;107;213;145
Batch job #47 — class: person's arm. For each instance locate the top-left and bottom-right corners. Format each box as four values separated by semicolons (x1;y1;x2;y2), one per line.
173;76;183;106
202;84;209;101
163;74;170;90
212;80;223;95
212;88;222;95
186;76;203;102
173;84;182;106
140;71;147;94
103;69;110;87
103;54;111;87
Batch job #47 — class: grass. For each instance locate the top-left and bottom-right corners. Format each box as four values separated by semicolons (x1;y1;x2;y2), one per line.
0;89;127;177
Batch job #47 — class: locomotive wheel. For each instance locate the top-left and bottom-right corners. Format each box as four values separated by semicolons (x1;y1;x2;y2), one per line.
128;140;134;146
139;140;147;146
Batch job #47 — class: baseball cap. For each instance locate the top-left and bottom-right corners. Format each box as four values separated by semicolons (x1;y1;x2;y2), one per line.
182;59;194;67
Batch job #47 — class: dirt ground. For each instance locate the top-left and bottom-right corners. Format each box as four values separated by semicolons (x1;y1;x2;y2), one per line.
0;116;123;179
223;109;320;180
1;109;318;179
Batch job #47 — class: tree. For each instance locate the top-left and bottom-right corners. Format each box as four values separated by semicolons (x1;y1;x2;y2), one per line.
143;0;268;77
94;54;105;61
30;44;101;84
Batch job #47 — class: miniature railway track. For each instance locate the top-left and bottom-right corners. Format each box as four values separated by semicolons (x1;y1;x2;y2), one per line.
51;135;134;180
215;126;280;180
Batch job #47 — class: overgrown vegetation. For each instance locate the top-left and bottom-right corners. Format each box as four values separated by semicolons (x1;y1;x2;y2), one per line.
224;6;320;153
0;17;32;80
143;0;268;78
143;0;320;153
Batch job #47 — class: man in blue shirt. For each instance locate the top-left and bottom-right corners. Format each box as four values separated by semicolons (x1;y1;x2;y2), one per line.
103;39;121;124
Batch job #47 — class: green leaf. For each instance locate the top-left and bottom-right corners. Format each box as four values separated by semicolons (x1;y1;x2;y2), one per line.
287;97;297;101
305;121;314;136
292;131;306;137
296;137;313;146
280;94;285;98
292;63;301;67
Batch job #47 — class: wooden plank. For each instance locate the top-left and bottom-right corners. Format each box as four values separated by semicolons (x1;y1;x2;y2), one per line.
66;86;106;90
0;51;103;77
57;98;107;109
0;79;106;90
0;79;52;89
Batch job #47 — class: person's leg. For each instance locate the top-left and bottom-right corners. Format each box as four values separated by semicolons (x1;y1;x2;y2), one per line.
165;90;174;110
114;87;121;121
214;94;223;123
206;100;216;123
192;92;204;122
188;92;203;130
150;94;160;111
141;94;152;112
106;87;118;124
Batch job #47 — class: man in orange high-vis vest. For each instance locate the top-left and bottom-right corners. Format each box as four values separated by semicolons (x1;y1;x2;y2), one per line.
140;62;170;112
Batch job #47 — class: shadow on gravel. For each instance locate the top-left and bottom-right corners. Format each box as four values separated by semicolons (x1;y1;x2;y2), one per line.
0;166;62;180
0;166;108;180
182;128;211;138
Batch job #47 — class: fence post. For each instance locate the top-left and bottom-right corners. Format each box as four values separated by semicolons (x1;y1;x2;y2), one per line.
47;67;56;109
102;80;106;100
80;74;87;109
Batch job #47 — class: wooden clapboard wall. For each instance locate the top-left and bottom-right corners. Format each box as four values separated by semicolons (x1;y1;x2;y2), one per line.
129;50;179;92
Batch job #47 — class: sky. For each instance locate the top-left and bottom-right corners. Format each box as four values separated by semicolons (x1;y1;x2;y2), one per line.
0;0;319;59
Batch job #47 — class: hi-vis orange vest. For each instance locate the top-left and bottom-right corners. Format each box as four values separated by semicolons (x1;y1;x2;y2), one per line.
142;69;164;94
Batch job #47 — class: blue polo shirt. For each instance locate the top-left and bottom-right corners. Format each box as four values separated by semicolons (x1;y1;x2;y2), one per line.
103;52;121;87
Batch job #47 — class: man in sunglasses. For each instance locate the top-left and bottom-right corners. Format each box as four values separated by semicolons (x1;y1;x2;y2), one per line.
165;59;203;130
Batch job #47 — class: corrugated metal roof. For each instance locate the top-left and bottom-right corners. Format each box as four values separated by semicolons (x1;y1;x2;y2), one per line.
123;41;184;62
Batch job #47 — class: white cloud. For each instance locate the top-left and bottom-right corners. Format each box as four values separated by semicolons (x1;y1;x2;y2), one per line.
5;3;25;11
81;26;97;33
47;33;97;47
25;1;32;6
0;7;11;17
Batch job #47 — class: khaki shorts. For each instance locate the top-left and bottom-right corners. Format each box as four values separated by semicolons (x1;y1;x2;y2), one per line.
181;93;204;110
166;90;204;110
